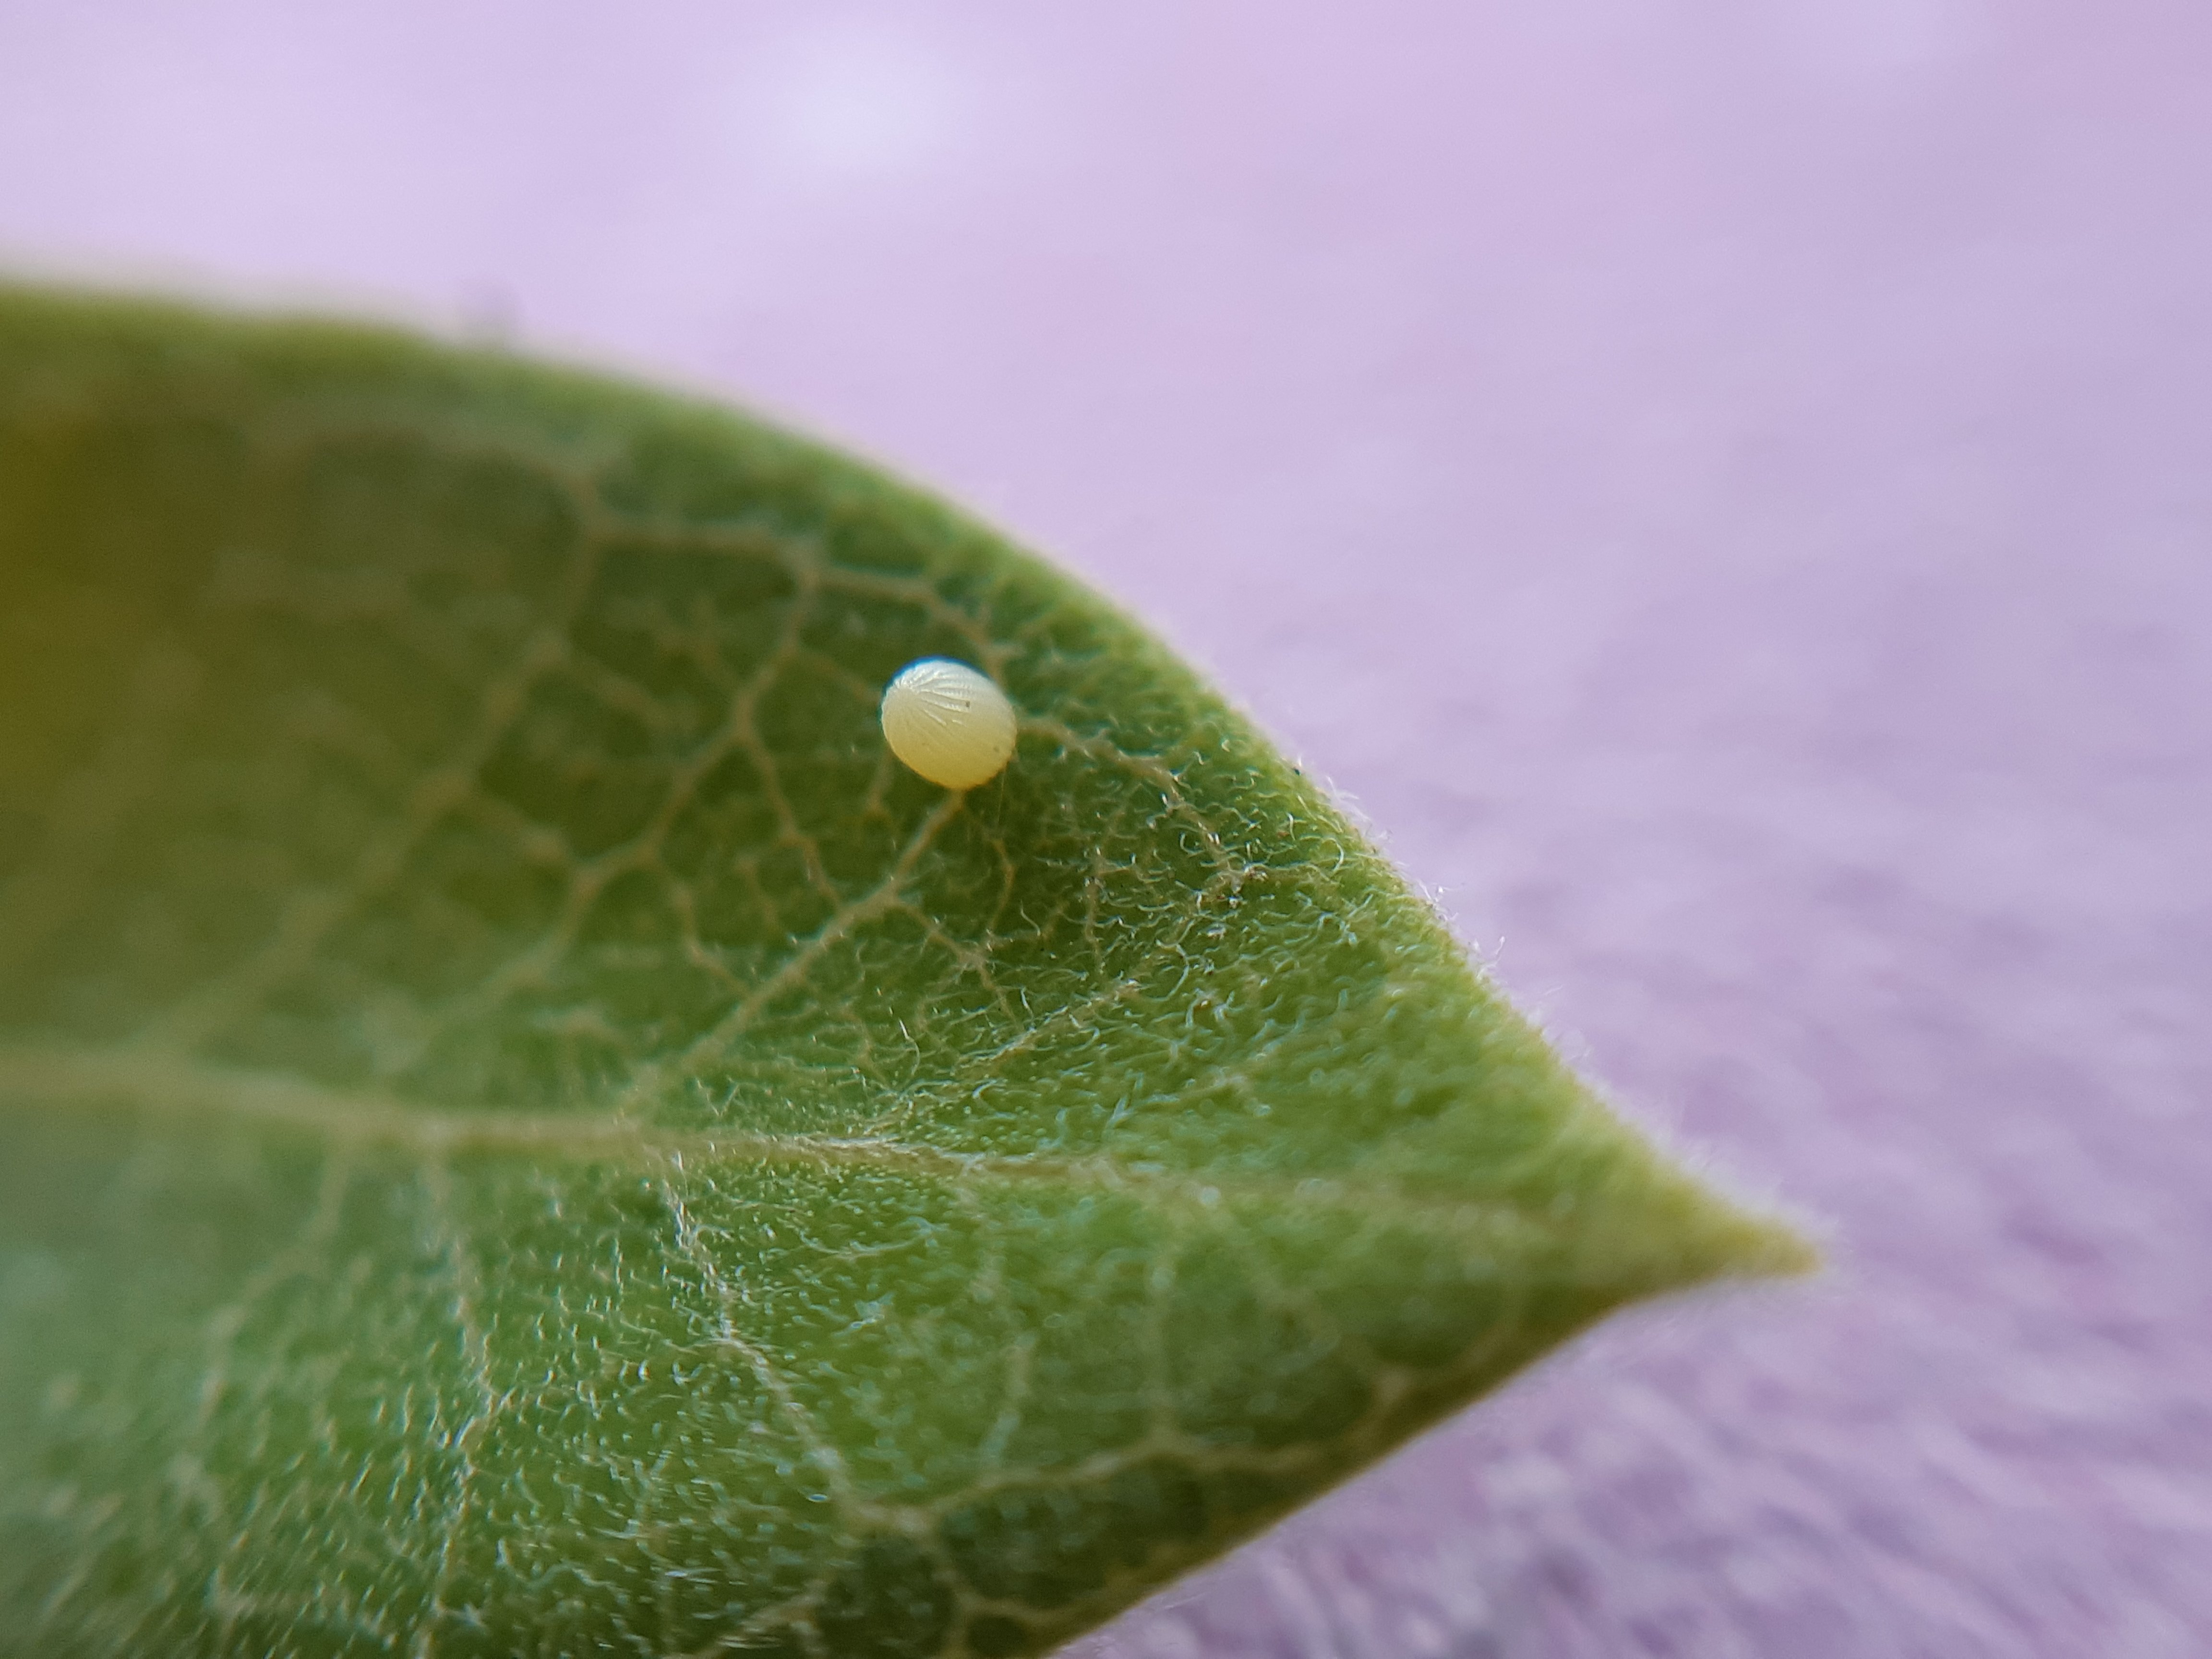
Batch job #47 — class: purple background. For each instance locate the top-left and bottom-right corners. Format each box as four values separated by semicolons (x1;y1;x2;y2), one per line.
4;3;2209;1653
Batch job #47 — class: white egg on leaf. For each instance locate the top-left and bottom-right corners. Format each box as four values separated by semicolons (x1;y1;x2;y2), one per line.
879;658;1018;789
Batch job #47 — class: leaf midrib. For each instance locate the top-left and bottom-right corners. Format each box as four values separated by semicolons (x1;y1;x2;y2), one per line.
0;1041;1581;1250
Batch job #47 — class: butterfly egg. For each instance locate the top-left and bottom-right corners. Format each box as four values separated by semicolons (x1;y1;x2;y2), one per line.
879;658;1018;790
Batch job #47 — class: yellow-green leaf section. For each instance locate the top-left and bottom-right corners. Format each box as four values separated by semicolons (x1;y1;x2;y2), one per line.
0;287;1809;1659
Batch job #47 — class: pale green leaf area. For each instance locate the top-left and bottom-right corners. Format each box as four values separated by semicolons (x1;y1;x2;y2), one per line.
0;288;1811;1659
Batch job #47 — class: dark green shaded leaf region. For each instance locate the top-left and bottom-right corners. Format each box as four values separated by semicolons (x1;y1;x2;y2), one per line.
0;287;1810;1659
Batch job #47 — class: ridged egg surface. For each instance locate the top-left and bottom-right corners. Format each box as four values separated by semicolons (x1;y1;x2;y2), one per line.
879;658;1018;789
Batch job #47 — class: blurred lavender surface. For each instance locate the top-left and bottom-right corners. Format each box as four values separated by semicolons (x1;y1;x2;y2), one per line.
3;3;2208;1653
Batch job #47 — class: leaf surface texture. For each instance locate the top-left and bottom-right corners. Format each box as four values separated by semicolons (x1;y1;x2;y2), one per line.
0;290;1808;1659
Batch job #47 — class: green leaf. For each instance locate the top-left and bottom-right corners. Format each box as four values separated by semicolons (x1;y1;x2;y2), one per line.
0;286;1810;1659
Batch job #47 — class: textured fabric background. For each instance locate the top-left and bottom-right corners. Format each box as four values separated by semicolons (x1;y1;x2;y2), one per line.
3;3;2207;1653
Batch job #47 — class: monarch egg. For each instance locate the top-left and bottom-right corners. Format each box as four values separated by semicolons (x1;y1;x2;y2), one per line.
879;658;1018;789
